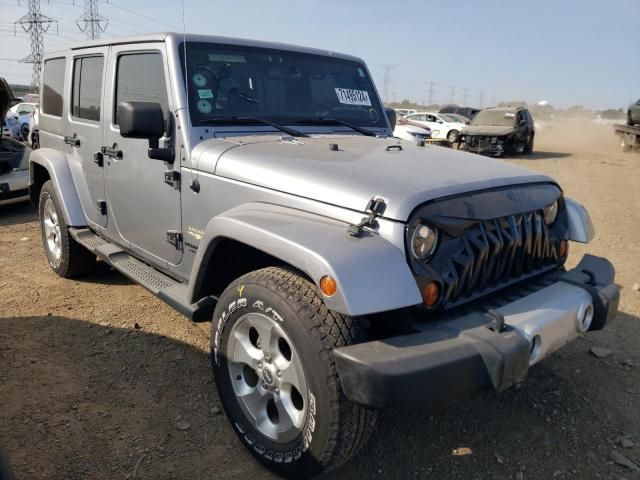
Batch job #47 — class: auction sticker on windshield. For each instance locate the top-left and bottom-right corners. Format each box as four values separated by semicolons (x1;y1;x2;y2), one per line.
335;88;372;106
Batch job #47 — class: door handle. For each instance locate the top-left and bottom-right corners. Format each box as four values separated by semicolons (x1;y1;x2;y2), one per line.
64;134;80;147
101;145;123;159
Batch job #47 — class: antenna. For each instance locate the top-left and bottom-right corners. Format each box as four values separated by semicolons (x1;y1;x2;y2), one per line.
14;0;58;89
76;0;108;40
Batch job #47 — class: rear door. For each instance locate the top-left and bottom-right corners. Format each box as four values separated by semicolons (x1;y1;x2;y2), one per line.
67;51;108;228
39;57;68;152
102;44;182;266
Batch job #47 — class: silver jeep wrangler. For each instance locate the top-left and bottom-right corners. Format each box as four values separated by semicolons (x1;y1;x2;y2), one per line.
30;33;619;478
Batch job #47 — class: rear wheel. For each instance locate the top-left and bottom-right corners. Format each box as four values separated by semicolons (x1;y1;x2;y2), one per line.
211;267;376;478
523;134;534;154
628;112;634;126
39;180;95;278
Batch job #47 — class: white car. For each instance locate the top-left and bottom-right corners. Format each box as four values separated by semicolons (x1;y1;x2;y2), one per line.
3;102;39;147
393;122;432;142
404;111;464;142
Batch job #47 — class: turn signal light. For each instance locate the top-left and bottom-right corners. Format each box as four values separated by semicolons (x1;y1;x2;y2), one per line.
422;281;440;306
319;275;337;297
559;239;568;258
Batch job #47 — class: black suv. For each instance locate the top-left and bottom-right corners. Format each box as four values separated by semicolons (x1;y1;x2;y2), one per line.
461;106;535;156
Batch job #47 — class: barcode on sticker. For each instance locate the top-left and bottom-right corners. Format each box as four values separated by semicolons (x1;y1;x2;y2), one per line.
335;88;372;106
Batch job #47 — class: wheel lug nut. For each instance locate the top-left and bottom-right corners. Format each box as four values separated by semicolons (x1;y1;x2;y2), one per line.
276;371;282;378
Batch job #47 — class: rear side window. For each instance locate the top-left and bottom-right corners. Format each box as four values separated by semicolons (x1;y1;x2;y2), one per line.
42;58;66;117
114;52;168;125
71;55;104;121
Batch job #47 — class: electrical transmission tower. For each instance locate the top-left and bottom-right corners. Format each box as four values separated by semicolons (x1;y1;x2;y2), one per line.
14;0;58;88
424;81;436;106
479;89;485;108
380;65;398;104
448;86;456;104
462;88;470;107
76;0;108;40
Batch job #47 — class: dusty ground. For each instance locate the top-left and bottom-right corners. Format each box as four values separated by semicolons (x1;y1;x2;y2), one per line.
1;121;639;480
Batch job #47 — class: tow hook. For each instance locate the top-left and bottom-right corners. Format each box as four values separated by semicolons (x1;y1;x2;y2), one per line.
348;197;387;238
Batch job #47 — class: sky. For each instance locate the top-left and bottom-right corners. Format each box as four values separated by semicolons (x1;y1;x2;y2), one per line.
1;0;638;110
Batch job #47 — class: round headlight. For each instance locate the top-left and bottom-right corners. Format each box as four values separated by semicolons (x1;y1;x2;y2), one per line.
411;223;438;260
543;200;559;225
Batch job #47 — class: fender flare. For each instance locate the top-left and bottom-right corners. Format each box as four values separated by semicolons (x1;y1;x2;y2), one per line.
29;148;86;226
565;197;595;243
187;203;422;316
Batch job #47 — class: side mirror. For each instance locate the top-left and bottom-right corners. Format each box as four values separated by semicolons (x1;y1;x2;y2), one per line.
385;107;397;130
437;120;444;124
118;101;173;162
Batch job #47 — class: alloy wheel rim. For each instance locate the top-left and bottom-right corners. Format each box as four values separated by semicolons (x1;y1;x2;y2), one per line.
227;312;308;443
43;198;62;263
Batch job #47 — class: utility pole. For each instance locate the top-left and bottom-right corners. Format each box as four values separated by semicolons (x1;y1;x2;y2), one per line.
424;81;436;106
14;0;58;89
462;88;470;107
380;64;398;104
479;89;485;108
76;0;108;40
448;86;456;104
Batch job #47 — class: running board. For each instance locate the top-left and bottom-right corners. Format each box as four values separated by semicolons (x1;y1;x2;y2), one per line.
69;228;216;321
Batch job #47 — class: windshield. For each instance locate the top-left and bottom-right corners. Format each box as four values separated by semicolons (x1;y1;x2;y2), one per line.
440;114;458;123
181;42;385;128
471;110;516;126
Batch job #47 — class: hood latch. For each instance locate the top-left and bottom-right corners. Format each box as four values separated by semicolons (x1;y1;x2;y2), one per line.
348;197;387;238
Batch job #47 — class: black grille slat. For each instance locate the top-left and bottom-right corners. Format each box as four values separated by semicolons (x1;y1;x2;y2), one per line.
439;209;561;308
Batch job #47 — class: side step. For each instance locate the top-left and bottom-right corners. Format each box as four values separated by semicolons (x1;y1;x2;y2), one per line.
70;228;216;321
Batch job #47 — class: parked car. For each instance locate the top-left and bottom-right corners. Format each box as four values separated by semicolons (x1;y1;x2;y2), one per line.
461;106;535;157
627;98;640;126
404;111;463;142
394;108;417;118
443;112;470;124
0;78;30;206
30;33;618;478
393;119;432;142
3;101;39;147
439;105;480;120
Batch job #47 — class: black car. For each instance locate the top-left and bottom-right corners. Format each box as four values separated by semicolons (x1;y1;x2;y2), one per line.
439;105;480;120
460;106;535;157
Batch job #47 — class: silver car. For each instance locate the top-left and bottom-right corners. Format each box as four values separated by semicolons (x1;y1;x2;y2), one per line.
30;33;619;478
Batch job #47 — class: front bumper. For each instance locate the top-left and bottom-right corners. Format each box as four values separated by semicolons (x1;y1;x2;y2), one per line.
334;255;619;408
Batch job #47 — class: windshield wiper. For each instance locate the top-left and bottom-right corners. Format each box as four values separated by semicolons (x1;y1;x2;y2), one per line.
200;116;306;137
296;118;377;137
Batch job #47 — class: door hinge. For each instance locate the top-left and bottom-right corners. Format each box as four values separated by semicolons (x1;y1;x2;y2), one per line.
97;200;107;215
167;230;183;250
164;170;180;189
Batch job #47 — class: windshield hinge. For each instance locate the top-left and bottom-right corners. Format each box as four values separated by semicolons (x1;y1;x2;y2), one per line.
348;197;387;238
164;170;180;189
167;230;183;250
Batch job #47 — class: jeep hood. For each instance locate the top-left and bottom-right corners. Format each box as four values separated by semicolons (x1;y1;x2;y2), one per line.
206;134;554;221
462;125;515;136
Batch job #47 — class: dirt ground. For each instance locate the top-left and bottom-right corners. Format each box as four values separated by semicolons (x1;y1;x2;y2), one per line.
1;121;639;480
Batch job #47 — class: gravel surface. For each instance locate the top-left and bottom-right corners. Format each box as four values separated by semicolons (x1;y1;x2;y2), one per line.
1;120;639;479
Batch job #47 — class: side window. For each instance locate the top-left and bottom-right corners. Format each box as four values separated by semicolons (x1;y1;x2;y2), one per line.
42;58;66;117
71;55;104;122
114;52;168;126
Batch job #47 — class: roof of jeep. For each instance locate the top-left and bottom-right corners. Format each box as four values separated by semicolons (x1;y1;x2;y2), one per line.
43;32;363;63
483;106;527;113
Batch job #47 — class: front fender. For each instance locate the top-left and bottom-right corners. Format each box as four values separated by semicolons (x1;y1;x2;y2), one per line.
29;148;86;226
188;203;422;316
565;197;595;243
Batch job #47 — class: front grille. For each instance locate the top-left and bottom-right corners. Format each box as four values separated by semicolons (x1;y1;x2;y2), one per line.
438;211;561;307
468;136;491;148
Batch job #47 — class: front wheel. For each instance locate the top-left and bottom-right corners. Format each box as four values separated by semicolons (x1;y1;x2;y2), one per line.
628;112;634;127
211;267;376;478
523;134;534;154
447;129;459;143
39;180;96;277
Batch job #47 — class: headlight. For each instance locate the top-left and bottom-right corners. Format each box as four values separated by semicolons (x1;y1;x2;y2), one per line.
410;223;438;260
543;200;559;225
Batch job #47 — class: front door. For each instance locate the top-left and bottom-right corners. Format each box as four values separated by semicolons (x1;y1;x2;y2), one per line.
103;44;182;266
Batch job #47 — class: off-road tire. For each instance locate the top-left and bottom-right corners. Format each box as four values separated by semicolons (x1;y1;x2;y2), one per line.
38;180;95;278
523;135;534;154
211;267;377;478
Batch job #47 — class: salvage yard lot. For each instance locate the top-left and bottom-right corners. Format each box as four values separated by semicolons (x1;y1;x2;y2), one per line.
1;121;639;479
